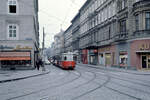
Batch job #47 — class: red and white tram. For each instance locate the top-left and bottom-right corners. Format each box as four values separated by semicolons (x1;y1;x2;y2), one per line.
53;52;76;69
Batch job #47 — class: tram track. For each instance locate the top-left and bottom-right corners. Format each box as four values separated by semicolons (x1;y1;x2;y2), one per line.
75;65;148;100
39;69;96;100
0;66;70;95
5;67;82;100
78;66;150;87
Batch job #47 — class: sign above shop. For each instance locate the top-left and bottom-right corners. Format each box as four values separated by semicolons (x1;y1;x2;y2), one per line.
0;45;14;50
14;45;32;50
139;44;150;50
98;47;110;52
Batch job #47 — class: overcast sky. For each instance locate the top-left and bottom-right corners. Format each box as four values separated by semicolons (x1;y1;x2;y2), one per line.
39;0;86;48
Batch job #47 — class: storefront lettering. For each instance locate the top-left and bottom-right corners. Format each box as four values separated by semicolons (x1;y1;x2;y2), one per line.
139;44;150;50
0;45;14;49
15;45;32;50
99;47;110;52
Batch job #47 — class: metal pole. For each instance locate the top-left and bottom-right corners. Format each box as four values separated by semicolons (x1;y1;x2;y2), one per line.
42;27;46;71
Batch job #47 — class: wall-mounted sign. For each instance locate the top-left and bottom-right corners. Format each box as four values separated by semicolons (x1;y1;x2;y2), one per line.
139;44;150;50
0;45;14;49
14;45;32;50
98;47;110;52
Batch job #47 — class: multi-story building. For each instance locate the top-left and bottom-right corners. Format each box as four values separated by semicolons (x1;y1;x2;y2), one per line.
71;13;80;62
0;0;39;69
64;25;73;53
50;42;55;58
78;0;150;69
79;0;117;65
53;30;64;56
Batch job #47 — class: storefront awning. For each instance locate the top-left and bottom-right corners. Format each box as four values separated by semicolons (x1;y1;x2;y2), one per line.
136;51;150;54
0;52;31;61
0;57;31;61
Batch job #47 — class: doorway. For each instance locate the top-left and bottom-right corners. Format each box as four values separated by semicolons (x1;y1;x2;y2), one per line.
142;55;150;69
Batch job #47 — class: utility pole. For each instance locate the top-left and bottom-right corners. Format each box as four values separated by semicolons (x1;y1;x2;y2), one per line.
42;27;46;71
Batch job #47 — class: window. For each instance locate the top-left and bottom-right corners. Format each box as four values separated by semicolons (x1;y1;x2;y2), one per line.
119;52;128;66
118;0;127;11
145;12;150;30
8;24;18;39
120;20;126;32
135;14;139;31
8;0;17;14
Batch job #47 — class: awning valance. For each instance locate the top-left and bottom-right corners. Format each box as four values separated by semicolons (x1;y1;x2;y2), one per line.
0;57;31;61
0;52;31;61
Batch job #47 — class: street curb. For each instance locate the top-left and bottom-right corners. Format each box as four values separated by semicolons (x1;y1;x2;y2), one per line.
0;71;50;83
78;64;150;75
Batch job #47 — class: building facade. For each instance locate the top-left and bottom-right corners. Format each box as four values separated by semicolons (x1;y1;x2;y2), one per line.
64;25;73;53
71;13;80;62
51;0;150;70
0;0;39;69
78;0;150;69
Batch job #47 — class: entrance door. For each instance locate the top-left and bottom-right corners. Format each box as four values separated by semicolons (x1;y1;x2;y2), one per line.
105;53;111;66
148;55;150;69
142;56;147;68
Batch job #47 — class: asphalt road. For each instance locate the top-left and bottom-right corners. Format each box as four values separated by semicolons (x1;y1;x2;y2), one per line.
0;64;150;100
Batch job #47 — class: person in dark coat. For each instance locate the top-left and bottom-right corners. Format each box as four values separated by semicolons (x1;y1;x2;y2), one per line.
36;60;40;70
39;59;43;67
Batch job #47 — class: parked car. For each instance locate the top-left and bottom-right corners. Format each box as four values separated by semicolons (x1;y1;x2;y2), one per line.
44;59;50;65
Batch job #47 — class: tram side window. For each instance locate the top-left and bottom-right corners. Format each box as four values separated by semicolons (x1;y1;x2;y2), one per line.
64;56;67;61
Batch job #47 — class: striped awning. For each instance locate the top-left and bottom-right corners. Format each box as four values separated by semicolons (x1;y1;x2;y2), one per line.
0;52;31;61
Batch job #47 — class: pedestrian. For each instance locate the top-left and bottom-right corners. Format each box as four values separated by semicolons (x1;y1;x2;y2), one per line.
39;59;46;71
36;60;40;70
39;59;43;67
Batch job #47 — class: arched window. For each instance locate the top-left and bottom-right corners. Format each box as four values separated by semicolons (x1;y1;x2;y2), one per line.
8;0;17;14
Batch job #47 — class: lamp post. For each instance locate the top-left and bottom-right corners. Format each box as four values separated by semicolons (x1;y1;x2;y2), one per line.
42;27;46;71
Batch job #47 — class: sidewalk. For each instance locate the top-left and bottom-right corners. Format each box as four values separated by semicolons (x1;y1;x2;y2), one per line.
78;63;150;75
0;67;50;83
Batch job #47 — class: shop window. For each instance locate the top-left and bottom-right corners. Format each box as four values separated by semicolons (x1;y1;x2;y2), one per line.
119;52;128;66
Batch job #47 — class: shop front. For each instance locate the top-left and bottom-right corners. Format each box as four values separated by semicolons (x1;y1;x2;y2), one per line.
98;45;116;66
116;42;130;68
0;51;31;69
89;49;98;65
0;42;36;69
81;49;88;64
130;39;150;69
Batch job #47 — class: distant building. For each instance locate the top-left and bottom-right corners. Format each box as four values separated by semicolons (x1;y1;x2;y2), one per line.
50;30;64;58
0;0;39;69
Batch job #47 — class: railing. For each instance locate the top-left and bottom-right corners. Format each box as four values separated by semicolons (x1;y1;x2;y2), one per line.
133;0;150;9
132;30;150;38
114;32;128;42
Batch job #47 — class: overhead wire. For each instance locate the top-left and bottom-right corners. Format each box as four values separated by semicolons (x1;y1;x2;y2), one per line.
19;0;69;25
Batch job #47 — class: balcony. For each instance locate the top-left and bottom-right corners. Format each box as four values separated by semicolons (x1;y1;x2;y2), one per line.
133;0;150;12
132;30;150;38
114;32;128;42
